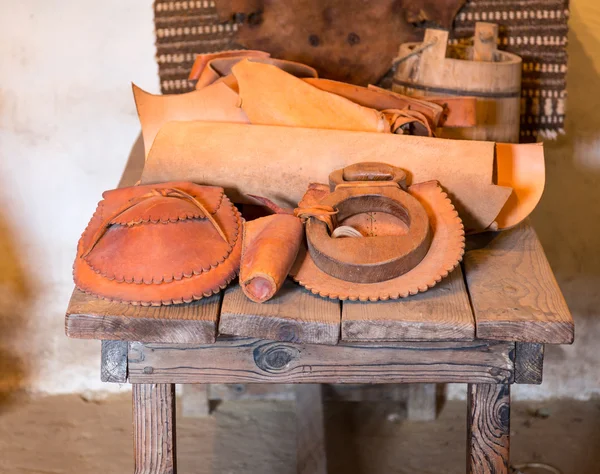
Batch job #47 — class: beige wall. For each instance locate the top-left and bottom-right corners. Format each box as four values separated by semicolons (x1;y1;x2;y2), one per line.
0;0;598;399
0;0;158;394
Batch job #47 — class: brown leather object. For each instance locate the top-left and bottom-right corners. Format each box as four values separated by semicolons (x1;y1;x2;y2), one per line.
232;60;388;132
291;180;465;301
240;214;304;303
304;182;432;283
213;0;466;85
188;49;271;87
133;82;249;159
73;182;242;306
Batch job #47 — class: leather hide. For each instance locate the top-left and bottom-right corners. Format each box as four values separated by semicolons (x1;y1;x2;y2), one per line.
73;182;242;306
213;0;466;85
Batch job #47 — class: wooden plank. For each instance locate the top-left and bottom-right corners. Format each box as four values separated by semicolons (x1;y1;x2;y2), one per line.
100;340;128;383
181;384;210;418
341;266;474;341
464;221;574;344
295;385;327;474
66;289;221;344
514;342;544;385
467;384;510;474
128;338;514;384
133;383;177;474
473;22;499;62
407;384;437;421
219;281;341;345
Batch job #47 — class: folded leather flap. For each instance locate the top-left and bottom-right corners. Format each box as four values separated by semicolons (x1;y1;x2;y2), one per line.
101;182;225;219
84;216;239;284
495;142;545;230
188;50;270;82
79;183;238;285
240;214;304;303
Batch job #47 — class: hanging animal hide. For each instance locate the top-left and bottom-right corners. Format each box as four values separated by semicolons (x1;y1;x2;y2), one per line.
212;0;466;85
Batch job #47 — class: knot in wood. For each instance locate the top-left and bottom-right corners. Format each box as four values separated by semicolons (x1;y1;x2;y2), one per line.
277;323;301;342
253;343;300;373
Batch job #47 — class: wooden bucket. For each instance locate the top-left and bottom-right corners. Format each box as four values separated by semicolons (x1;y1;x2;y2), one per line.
393;23;522;143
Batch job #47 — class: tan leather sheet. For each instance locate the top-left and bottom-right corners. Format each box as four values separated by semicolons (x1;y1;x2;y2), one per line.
495;142;545;229
134;59;454;157
133;82;249;158
141;121;516;233
232;61;387;132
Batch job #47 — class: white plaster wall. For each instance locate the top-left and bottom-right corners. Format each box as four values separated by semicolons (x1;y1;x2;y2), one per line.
0;0;158;394
0;0;598;399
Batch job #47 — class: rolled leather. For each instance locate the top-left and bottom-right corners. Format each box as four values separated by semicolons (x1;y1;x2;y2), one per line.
141;121;523;233
240;214;304;303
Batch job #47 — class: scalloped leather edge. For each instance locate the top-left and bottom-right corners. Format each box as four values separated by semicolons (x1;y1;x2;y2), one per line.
292;182;465;301
110;190;225;226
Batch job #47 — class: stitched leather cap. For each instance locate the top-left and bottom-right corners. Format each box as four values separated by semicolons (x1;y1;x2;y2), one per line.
73;181;242;306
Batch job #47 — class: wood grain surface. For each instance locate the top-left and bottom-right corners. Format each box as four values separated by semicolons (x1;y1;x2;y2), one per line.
133;383;177;474
342;266;474;341
219;281;341;345
66;289;221;344
100;340;128;383
127;338;514;384
514;342;544;385
464;221;574;344
295;385;328;474
467;384;510;474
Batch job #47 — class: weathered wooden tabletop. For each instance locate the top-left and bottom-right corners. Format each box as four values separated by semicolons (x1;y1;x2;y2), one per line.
65;218;573;346
65;134;574;367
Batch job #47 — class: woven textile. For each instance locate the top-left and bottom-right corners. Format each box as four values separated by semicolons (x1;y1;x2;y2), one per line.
153;0;569;142
451;0;569;141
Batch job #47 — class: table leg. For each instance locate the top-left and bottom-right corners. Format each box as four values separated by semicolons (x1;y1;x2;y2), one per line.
295;384;327;474
467;384;510;474
407;383;437;421
133;383;177;474
181;384;210;418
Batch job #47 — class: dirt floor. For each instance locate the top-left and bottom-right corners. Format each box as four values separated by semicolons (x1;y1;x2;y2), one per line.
0;392;598;474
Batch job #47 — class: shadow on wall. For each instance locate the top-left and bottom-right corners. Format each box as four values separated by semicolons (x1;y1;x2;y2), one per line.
531;4;600;391
0;207;35;411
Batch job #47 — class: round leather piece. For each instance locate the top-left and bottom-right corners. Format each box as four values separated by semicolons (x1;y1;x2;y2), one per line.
73;182;242;305
305;184;432;283
291;181;465;301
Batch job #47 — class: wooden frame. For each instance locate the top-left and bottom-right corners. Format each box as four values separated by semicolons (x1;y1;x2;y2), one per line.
71;141;572;474
101;336;539;474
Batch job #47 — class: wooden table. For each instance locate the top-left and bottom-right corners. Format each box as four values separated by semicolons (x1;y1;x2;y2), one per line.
65;139;574;474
